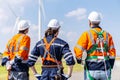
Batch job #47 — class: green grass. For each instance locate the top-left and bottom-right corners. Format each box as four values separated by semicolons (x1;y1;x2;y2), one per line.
0;61;83;80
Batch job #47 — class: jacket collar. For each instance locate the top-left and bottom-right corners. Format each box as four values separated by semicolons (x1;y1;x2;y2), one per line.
91;26;102;29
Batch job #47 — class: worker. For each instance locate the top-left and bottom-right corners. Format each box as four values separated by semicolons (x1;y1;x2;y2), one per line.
1;20;31;80
74;11;116;80
27;19;75;80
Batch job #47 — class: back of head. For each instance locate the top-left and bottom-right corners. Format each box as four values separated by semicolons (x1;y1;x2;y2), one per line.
18;20;30;31
45;19;60;37
88;11;102;24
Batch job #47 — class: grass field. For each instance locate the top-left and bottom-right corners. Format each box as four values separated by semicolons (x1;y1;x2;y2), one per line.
0;61;83;80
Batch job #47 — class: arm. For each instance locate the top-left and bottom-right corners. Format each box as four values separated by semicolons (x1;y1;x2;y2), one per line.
30;66;38;75
108;34;116;69
74;32;88;64
1;40;11;66
30;66;41;79
67;65;73;78
62;43;75;78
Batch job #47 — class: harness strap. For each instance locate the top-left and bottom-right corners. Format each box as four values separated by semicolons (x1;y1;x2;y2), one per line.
42;37;60;64
87;29;108;54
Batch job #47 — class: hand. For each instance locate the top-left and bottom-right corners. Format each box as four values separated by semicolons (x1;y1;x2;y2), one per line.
6;61;12;71
34;74;41;80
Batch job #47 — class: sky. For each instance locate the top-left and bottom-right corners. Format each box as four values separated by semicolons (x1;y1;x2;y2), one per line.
0;0;120;56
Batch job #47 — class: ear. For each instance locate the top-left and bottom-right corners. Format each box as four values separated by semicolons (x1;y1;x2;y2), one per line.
89;20;92;27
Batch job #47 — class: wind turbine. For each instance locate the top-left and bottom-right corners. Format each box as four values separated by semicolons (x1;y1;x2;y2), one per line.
6;1;20;34
38;0;46;40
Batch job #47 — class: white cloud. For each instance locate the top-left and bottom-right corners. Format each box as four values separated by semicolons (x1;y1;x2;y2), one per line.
65;8;87;21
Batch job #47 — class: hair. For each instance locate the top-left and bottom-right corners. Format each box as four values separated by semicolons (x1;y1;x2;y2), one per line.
45;28;59;37
91;21;100;26
18;28;28;34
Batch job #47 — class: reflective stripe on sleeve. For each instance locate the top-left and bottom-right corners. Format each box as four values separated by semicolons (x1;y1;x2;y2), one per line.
109;45;115;50
64;52;72;58
20;46;29;51
75;44;85;51
29;54;38;59
64;55;73;61
37;43;45;47
28;57;37;62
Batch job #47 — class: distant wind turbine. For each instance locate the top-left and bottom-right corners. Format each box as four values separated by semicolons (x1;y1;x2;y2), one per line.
6;1;20;34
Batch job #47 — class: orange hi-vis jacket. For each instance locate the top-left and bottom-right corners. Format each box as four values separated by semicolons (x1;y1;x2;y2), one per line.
3;33;30;62
74;27;116;70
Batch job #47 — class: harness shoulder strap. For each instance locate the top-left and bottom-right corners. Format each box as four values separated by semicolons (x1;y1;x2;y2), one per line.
87;29;105;54
43;37;56;50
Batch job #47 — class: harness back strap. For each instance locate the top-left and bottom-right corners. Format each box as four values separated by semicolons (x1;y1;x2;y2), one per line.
42;37;57;63
87;29;108;55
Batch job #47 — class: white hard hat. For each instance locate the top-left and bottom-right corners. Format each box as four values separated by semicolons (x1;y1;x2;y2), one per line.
88;11;102;22
18;20;30;31
47;19;60;29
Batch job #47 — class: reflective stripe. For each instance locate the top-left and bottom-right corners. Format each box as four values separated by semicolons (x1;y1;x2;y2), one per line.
75;44;85;51
29;57;37;61
16;35;25;51
37;43;45;47
109;56;115;59
109;45;114;50
37;42;64;47
88;30;95;45
29;54;38;59
20;46;29;51
86;59;105;62
64;52;72;58
64;55;73;60
22;60;28;63
52;43;64;47
106;32;109;45
87;56;109;60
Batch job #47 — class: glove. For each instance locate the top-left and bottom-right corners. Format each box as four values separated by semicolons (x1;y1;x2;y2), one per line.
34;74;41;80
76;58;82;64
62;74;70;80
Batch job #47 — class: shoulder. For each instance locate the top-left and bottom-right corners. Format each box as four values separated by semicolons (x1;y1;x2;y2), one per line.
21;34;30;41
56;38;67;44
35;39;44;48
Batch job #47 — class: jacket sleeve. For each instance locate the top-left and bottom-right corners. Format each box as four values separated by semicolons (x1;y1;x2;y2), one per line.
16;36;30;60
27;43;40;67
1;40;11;66
74;32;88;64
108;34;116;69
62;43;75;65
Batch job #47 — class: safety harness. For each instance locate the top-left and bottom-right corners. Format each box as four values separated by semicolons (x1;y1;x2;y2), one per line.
42;37;63;80
42;37;62;67
86;29;111;80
